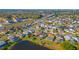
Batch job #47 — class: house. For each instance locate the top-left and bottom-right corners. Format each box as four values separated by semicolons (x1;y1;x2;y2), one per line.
34;32;41;36
22;34;27;38
7;19;15;23
55;35;65;43
0;24;4;30
0;40;7;48
0;24;3;27
0;18;7;24
13;18;17;22
40;23;45;27
71;36;79;42
38;32;47;39
46;33;56;41
5;20;9;24
48;25;52;29
64;34;78;44
16;18;23;22
64;34;72;40
64;29;70;32
28;30;33;34
22;30;34;37
8;35;20;42
22;18;28;21
27;24;32;28
22;31;29;37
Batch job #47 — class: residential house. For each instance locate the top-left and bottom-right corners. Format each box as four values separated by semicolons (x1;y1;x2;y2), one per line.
8;35;20;42
0;40;7;48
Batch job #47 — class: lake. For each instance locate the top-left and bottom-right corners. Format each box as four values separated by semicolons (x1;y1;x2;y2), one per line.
11;40;49;50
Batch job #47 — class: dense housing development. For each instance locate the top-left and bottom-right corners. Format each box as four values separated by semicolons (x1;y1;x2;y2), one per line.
0;9;79;50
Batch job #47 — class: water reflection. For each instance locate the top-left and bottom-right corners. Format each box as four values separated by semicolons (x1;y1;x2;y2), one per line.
11;41;49;50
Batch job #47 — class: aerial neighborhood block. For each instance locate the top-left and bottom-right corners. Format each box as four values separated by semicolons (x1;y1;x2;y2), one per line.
0;9;79;50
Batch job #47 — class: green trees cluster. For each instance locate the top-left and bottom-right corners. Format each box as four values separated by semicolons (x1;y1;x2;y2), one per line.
62;41;77;50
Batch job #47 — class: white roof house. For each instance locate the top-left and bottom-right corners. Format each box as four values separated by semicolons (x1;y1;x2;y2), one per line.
0;40;6;48
64;34;72;40
72;36;79;42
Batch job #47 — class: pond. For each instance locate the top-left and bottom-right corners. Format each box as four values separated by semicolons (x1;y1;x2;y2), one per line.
11;41;49;50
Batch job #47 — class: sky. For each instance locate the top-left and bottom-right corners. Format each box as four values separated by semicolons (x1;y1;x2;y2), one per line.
0;0;79;9
0;0;79;59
